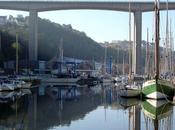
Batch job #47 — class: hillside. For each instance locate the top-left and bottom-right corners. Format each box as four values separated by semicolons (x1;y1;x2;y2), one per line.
37;18;105;61
0;16;129;63
0;15;152;69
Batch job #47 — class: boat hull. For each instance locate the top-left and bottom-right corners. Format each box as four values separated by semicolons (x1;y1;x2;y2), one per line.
142;79;174;99
119;88;141;98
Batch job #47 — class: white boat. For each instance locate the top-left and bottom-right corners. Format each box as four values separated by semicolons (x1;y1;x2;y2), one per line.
0;80;16;91
7;77;32;89
119;83;141;98
0;91;16;103
0;78;32;91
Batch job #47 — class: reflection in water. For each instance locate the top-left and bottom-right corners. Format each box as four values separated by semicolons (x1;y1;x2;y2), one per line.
0;84;174;130
142;100;173;130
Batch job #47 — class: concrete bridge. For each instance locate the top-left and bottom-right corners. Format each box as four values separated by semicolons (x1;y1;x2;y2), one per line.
0;1;175;74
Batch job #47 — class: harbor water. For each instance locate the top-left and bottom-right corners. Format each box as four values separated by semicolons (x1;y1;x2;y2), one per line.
0;83;175;130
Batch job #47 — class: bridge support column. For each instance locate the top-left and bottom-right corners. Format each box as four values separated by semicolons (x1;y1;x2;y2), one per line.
132;11;142;75
29;10;38;62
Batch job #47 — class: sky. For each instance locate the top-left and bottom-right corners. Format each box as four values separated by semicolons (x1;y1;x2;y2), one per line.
0;0;175;44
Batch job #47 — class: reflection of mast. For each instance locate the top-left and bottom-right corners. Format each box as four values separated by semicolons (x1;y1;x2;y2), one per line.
58;100;63;124
15;100;18;127
133;105;140;130
128;107;131;130
102;87;107;121
34;93;37;129
154;120;158;130
104;105;107;121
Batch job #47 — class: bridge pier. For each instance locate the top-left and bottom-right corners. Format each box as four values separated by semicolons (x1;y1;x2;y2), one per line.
29;10;38;61
132;11;142;75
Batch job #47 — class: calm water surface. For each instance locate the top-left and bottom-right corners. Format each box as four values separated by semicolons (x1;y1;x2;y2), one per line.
0;83;174;130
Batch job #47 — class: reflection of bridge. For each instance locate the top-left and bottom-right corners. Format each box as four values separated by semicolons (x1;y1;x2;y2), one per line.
1;1;175;74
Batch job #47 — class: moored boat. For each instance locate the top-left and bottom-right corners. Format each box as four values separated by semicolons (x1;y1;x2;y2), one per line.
142;0;174;100
142;79;174;99
0;80;16;91
119;83;141;98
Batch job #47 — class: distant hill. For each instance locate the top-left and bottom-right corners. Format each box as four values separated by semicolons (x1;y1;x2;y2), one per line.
37;18;105;61
0;16;129;63
0;15;153;70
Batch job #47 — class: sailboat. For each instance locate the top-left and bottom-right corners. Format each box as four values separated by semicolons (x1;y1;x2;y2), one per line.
118;1;141;98
142;0;174;99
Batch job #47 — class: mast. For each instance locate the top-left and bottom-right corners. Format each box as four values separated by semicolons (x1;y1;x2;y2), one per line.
56;37;63;74
165;0;169;72
170;19;174;75
154;0;160;80
145;28;149;76
104;44;107;74
170;25;172;72
129;0;132;78
123;51;125;75
16;33;19;74
59;38;64;63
